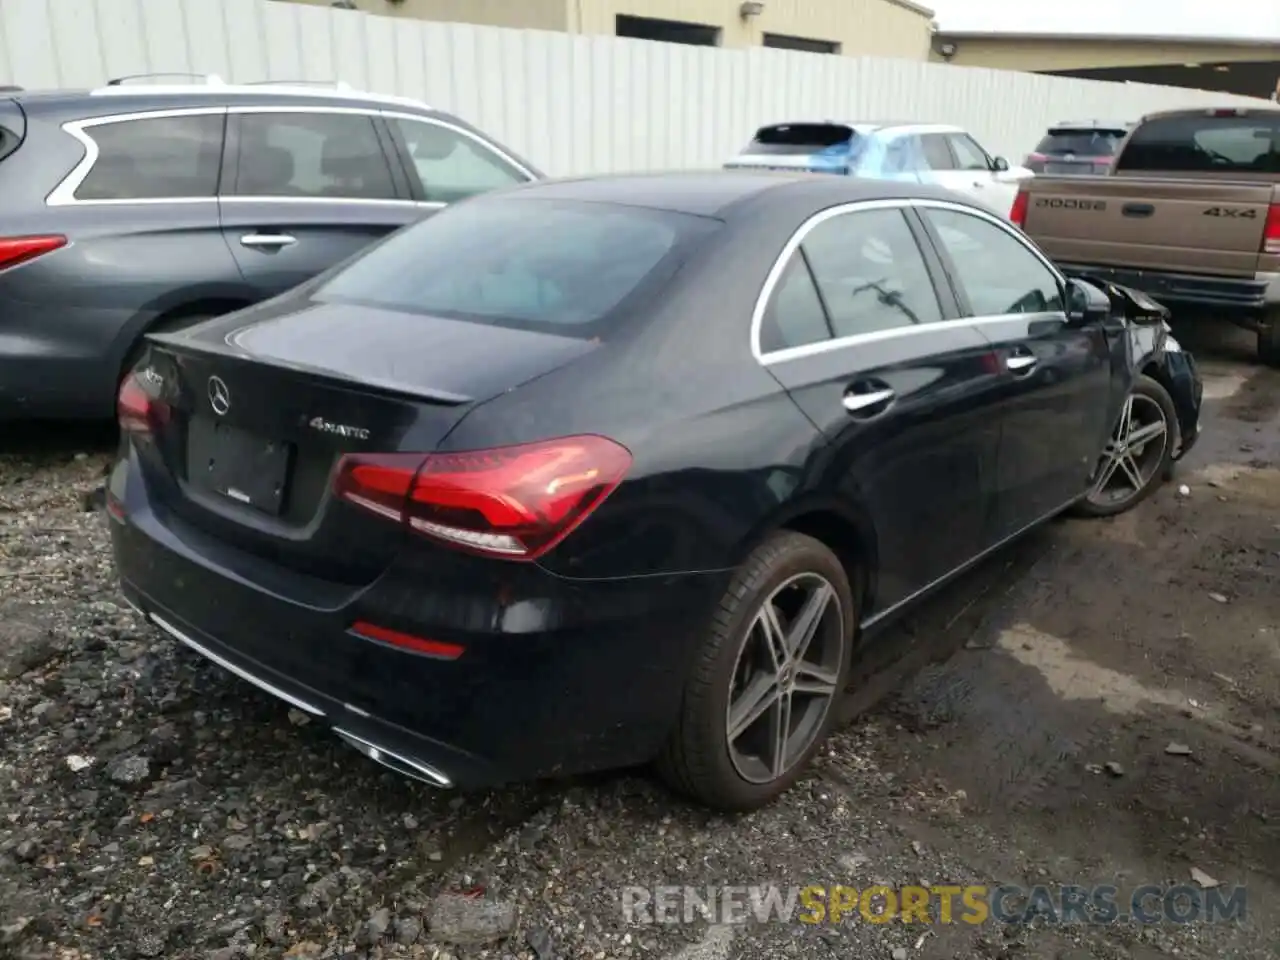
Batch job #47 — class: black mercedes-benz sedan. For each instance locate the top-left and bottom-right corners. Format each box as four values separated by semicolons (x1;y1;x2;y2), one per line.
107;171;1203;811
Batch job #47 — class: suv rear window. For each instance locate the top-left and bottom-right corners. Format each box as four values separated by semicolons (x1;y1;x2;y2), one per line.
742;123;857;155
1035;128;1127;157
1115;113;1280;173
314;198;720;335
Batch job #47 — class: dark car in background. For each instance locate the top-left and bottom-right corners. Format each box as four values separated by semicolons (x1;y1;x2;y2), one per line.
1024;120;1131;175
108;172;1201;811
0;76;540;421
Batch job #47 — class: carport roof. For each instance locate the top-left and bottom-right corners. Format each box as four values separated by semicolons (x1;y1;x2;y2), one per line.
928;0;1280;44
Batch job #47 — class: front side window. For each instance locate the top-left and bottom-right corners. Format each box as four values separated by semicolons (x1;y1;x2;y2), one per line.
800;208;943;338
391;118;527;204
919;134;955;171
75;114;224;201
231;112;396;200
314;197;718;335
924;208;1063;316
948;134;991;171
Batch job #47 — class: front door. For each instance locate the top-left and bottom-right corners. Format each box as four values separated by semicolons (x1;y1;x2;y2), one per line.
915;202;1114;539
758;202;1007;617
219;110;423;299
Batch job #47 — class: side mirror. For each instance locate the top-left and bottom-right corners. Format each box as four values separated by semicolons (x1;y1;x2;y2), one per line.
1065;278;1111;326
992;156;1010;172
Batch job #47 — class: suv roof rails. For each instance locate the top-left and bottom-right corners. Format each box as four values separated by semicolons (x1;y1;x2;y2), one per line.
89;75;432;111
105;72;226;86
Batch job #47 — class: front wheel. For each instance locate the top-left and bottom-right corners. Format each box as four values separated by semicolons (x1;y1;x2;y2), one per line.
656;531;855;811
1074;374;1177;518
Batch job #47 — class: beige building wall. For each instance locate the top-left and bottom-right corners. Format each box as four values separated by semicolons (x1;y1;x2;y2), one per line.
289;0;570;31
933;36;1280;72
575;0;933;59
288;0;934;60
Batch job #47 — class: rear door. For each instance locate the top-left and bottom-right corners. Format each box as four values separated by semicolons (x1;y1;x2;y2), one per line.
916;201;1115;536
219;108;420;298
758;201;1006;615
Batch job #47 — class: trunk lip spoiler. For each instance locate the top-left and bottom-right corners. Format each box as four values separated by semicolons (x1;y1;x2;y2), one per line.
143;330;474;406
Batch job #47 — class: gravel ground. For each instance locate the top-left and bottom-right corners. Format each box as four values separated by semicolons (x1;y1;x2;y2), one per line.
1;326;1277;960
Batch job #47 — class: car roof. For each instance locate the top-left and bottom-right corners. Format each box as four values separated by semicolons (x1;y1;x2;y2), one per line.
497;170;973;219
9;80;442;119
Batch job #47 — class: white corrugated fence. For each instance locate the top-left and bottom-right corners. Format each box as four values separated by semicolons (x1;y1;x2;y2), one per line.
0;0;1269;175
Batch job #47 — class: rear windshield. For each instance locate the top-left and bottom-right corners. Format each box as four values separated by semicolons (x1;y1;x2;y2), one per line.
1035;129;1127;157
314;198;720;335
1114;113;1280;173
743;123;857;155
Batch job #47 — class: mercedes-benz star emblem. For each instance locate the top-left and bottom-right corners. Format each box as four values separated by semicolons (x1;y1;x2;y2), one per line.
208;376;231;416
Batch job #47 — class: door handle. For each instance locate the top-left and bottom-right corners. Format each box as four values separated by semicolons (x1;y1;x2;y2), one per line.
240;233;297;249
1006;354;1038;373
842;387;896;416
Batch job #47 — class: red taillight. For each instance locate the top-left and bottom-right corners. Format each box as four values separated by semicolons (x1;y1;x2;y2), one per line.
350;621;464;660
0;234;66;271
1010;189;1029;228
334;435;633;561
1264;204;1280;256
117;373;171;436
1026;152;1048;164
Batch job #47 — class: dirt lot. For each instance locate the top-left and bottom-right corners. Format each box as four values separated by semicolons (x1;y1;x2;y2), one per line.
1;322;1277;960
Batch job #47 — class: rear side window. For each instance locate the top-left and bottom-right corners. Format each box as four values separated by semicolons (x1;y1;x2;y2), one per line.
390;117;526;204
232;112;396;200
803;208;942;336
1035;129;1127;157
75;114;224;201
315;198;719;335
1115;113;1280;173
743;123;857;155
0;100;24;164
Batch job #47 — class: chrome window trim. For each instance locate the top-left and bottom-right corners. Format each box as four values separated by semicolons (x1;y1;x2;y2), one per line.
750;197;1067;367
46;106;228;207
47;104;534;208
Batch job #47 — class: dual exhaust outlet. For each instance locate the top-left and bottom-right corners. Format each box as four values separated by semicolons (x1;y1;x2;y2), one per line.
140;606;453;789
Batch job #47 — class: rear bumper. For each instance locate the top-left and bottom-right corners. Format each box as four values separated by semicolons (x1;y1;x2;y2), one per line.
1058;263;1277;314
108;453;724;789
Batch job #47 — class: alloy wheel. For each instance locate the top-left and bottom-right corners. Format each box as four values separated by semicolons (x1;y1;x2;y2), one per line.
1086;392;1169;508
725;572;845;785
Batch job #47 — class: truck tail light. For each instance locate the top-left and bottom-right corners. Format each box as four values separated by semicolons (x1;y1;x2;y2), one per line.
1264;204;1280;256
334;435;633;561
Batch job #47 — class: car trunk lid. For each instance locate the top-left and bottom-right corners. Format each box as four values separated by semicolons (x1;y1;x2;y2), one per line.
130;299;598;584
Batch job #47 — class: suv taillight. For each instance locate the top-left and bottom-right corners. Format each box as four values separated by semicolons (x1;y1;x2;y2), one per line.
333;435;633;561
1010;189;1030;228
0;235;66;271
1264;204;1280;256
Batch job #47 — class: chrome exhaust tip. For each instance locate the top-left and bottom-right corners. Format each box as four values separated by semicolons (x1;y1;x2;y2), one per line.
332;727;452;788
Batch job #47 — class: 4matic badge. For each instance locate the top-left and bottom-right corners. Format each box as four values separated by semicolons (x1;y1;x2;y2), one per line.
307;416;370;440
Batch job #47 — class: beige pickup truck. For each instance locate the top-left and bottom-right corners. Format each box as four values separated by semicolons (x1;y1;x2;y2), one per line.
1010;106;1280;363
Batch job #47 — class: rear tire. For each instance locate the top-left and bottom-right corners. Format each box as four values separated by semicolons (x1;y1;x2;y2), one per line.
656;531;855;812
1074;374;1177;519
1257;309;1280;368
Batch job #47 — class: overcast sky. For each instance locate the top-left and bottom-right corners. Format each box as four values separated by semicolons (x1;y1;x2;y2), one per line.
927;0;1280;41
